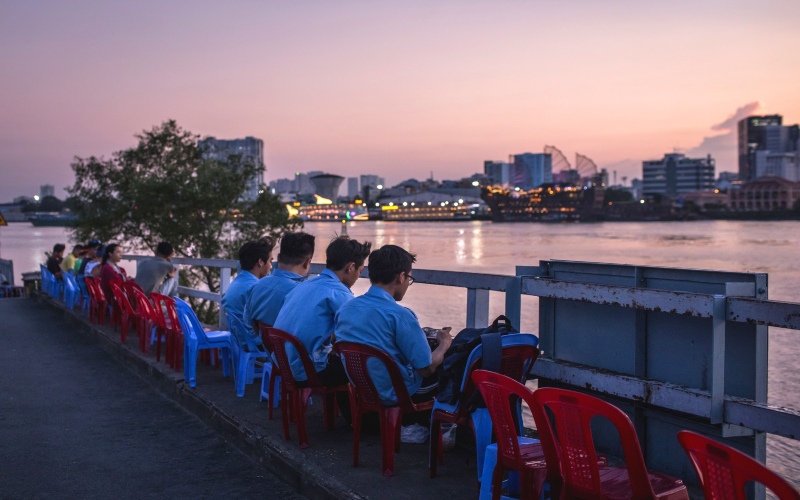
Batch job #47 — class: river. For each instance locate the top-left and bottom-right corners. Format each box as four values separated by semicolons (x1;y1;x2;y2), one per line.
2;220;798;484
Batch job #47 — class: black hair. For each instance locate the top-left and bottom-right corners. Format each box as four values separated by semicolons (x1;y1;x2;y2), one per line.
239;238;275;271
156;241;174;258
368;245;417;285
325;237;371;271
102;243;120;266
72;244;84;252
53;243;66;254
278;232;316;266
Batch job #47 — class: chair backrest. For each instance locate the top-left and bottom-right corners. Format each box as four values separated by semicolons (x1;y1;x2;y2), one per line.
532;387;655;499
110;282;135;316
677;431;800;500
226;313;265;353
332;341;418;411
121;281;144;310
261;326;323;388
84;276;104;303
132;288;157;324
457;334;539;410
75;273;89;299
150;293;177;331
471;370;549;473
173;298;212;343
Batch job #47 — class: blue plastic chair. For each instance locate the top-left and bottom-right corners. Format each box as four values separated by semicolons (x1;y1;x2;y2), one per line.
75;274;91;316
225;313;268;397
173;297;233;388
429;333;539;481
39;265;54;297
62;272;81;310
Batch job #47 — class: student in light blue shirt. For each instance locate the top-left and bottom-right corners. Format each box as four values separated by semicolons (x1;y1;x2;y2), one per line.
335;245;452;406
273;237;372;390
244;232;315;333
221;238;275;349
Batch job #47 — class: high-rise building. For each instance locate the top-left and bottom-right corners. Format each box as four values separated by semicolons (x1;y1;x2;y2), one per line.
347;177;359;199
40;184;54;199
198;136;265;201
738;115;782;181
483;161;512;186
642;153;715;198
511;153;552;189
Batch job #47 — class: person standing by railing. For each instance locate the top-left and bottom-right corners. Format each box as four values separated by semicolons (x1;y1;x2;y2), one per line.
46;243;65;281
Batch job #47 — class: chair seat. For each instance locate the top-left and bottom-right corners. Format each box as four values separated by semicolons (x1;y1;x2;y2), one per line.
597;467;688;500
204;330;233;343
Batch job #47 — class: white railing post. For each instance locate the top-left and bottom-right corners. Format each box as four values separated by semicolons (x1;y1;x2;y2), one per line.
466;288;489;328
219;267;231;330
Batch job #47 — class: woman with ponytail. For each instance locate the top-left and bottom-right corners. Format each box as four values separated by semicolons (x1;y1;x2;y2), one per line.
99;243;128;303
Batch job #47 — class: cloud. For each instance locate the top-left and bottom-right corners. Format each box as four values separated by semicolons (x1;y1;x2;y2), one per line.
686;101;761;171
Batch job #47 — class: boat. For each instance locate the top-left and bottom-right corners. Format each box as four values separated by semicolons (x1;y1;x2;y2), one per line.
287;202;369;222
28;212;79;227
480;183;604;222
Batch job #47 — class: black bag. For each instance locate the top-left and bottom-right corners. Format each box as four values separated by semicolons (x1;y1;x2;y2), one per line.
436;315;518;407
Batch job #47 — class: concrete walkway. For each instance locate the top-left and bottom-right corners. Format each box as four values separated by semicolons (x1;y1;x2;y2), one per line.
0;298;303;500
4;296;479;500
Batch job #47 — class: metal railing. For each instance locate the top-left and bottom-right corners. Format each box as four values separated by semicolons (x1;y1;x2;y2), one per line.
122;254;800;442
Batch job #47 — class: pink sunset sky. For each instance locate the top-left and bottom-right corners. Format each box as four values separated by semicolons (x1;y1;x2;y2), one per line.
1;1;798;201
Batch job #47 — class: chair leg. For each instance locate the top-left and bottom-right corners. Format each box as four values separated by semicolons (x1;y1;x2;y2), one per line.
380;407;403;476
491;463;504;500
296;388;313;448
352;407;362;467
280;386;291;441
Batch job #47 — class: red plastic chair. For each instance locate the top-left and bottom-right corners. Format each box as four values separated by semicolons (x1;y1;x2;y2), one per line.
84;277;107;325
471;370;552;499
332;341;435;477
678;430;800;500
532;387;689;500
131;288;161;357
261;327;347;449
429;336;539;478
121;281;144;312
151;293;182;370
110;282;137;346
256;321;282;420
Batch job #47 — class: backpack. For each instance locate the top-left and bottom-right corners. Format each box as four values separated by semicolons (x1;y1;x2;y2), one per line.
436;315;518;407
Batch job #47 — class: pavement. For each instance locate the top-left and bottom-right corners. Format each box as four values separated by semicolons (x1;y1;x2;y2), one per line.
1;295;479;500
0;297;303;500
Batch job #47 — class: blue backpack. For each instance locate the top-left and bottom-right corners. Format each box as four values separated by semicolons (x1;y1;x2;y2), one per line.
436;315;517;407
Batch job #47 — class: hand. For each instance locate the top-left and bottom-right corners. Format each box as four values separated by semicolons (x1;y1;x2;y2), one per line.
435;327;452;347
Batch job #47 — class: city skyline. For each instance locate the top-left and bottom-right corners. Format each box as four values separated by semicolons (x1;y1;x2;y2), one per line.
1;1;799;201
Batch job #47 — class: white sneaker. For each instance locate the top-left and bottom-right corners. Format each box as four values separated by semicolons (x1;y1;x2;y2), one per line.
400;423;430;444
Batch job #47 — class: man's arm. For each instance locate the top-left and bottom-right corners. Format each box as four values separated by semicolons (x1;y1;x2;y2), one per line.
416;327;452;378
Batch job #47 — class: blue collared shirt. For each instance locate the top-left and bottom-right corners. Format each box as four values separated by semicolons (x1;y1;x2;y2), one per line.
221;270;259;338
273;269;354;381
244;268;305;332
335;286;432;405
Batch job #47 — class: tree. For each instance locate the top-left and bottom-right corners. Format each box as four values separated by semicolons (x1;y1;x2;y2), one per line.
603;187;634;205
68;120;302;322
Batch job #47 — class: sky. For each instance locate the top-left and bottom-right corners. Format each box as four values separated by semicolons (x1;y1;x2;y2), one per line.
1;0;799;201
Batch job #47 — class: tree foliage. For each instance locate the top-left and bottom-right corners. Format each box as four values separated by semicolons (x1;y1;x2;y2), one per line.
68;120;302;321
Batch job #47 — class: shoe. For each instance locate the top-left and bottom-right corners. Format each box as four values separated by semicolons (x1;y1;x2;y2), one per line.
400;423;430;444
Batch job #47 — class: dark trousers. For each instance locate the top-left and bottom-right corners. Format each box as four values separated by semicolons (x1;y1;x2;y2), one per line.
296;354;352;423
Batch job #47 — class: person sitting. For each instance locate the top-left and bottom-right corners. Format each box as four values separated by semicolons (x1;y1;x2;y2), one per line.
221;238;275;348
244;232;315;340
85;245;105;277
273;236;371;414
78;240;102;275
335;245;453;410
46;243;66;280
99;244;128;303
60;244;83;275
135;241;178;297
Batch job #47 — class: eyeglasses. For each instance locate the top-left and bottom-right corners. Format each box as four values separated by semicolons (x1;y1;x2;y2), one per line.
404;272;415;285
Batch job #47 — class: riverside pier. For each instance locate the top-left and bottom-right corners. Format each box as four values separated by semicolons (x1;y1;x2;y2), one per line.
11;257;800;499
